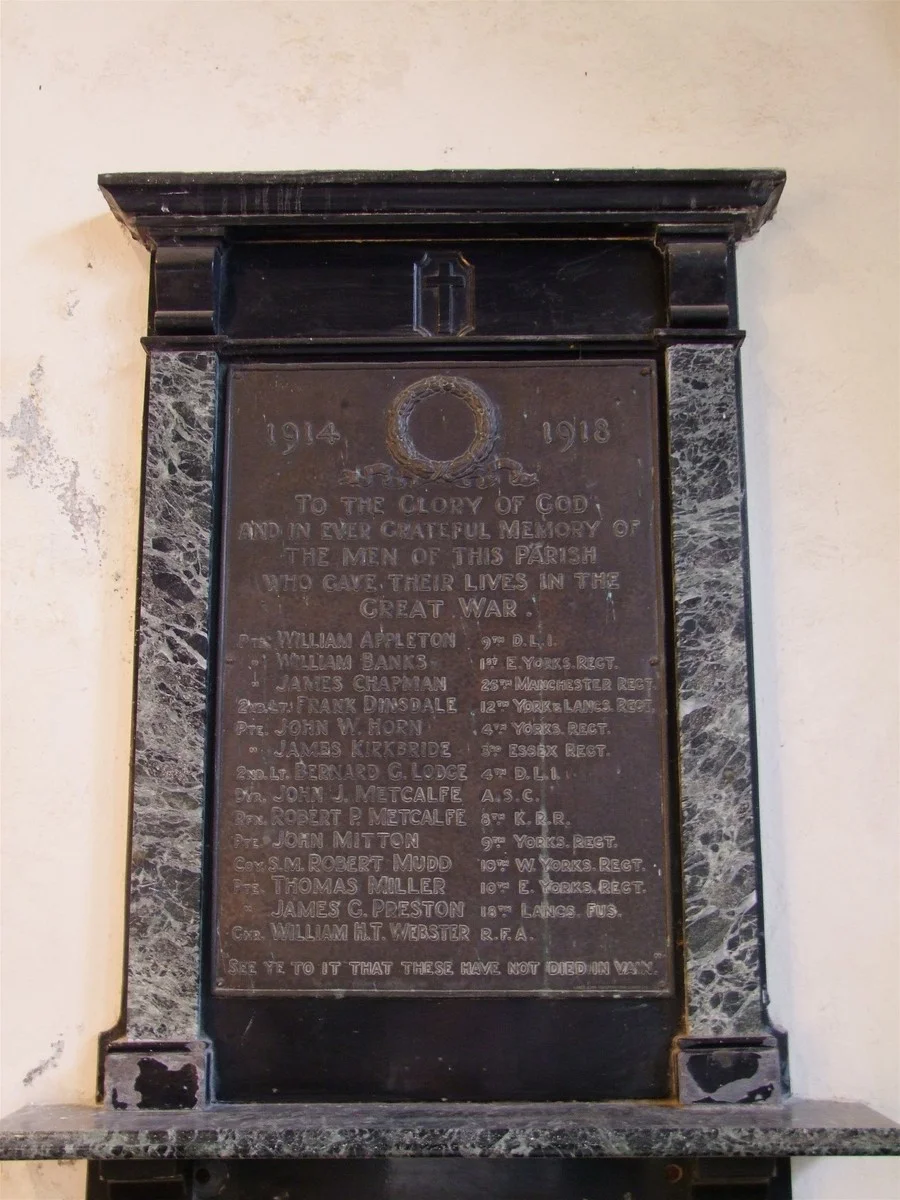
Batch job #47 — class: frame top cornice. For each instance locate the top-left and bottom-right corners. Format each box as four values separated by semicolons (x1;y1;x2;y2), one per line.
99;168;786;246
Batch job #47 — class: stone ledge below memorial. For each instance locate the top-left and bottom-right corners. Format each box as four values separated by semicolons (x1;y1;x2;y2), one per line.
1;1099;897;1161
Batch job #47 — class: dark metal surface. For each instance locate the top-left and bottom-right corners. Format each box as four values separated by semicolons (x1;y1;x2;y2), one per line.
222;240;666;341
207;991;677;1101
213;361;672;999
98;169;786;246
86;1156;794;1200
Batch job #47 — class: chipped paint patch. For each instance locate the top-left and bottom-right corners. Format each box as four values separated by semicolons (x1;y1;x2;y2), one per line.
0;360;104;551
22;1036;64;1087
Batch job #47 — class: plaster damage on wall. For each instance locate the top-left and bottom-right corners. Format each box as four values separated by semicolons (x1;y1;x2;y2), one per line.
21;1040;65;1090
0;359;104;552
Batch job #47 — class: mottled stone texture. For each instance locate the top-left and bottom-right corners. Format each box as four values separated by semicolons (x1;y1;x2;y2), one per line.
104;1043;208;1111
678;1040;781;1105
666;344;764;1037
1;1100;897;1161
125;352;217;1041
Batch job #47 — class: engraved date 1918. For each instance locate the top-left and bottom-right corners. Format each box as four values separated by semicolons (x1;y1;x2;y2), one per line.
542;418;610;451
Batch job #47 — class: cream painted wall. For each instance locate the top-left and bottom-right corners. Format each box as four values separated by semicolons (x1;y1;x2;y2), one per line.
1;3;897;1197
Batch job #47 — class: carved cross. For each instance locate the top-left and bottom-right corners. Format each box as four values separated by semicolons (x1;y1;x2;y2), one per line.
414;252;473;337
423;259;467;334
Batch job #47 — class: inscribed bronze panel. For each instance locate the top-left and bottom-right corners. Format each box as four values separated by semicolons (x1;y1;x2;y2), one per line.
213;362;673;996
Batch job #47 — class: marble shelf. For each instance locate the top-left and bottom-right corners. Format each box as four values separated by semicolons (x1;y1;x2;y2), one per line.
1;1099;897;1162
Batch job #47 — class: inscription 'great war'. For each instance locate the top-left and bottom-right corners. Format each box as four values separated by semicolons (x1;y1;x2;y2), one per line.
213;362;674;995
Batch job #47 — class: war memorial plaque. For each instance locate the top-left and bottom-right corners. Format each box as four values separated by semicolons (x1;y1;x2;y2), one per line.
6;171;899;1200
213;361;673;996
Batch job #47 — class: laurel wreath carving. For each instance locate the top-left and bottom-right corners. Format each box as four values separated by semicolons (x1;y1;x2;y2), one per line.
340;375;537;488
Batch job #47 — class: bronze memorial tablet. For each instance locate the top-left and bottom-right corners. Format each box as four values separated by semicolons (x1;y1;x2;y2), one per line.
213;360;673;996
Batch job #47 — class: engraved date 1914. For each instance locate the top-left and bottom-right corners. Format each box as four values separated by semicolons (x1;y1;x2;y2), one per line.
266;419;342;454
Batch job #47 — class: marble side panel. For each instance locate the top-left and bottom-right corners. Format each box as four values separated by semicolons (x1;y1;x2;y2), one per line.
125;351;217;1040
666;344;764;1036
1;1100;897;1161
